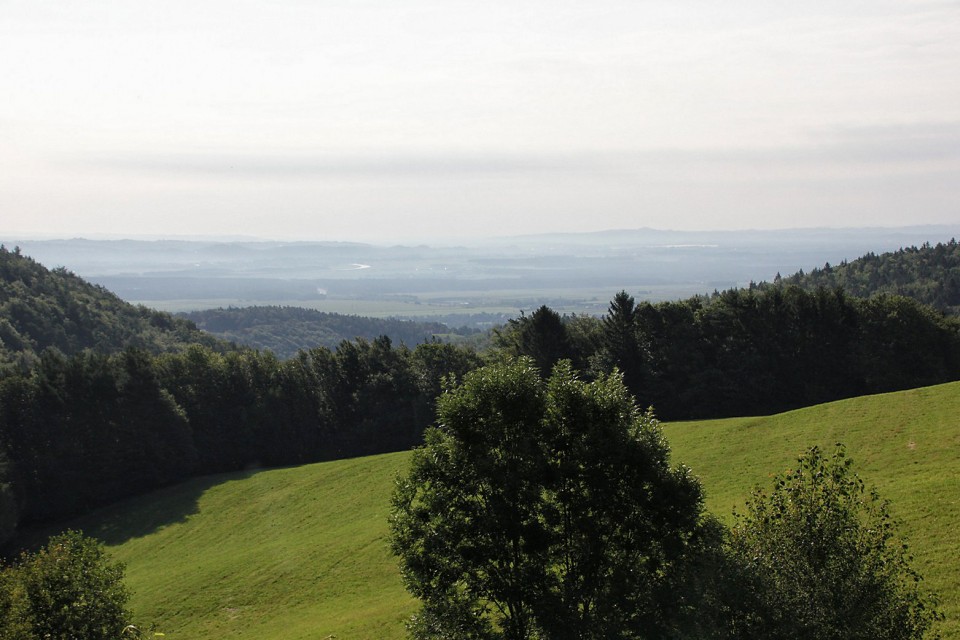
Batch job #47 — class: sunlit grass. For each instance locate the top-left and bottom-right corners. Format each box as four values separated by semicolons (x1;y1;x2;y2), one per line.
68;454;415;639
56;381;960;639
665;380;960;639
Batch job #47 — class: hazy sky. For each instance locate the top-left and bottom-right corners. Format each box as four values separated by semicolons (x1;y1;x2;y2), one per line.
2;1;959;242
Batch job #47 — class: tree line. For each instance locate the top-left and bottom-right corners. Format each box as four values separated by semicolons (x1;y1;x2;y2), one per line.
0;246;228;373
764;238;960;315
0;339;481;546
497;286;960;420
180;305;460;359
3;246;960;547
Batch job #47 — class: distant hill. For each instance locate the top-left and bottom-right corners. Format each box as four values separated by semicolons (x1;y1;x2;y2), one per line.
766;238;960;315
180;306;460;358
0;246;229;370
44;381;960;639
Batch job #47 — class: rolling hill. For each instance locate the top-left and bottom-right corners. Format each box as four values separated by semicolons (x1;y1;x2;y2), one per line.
51;381;960;639
0;247;230;370
765;238;960;315
180;306;458;358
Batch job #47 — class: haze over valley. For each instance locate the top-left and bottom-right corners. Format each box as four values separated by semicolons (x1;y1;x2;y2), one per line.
6;225;955;326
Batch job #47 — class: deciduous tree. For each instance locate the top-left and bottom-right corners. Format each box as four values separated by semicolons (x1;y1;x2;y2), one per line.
390;358;713;639
729;445;941;639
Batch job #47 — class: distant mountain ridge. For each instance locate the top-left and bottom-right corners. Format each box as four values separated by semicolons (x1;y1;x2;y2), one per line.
0;245;229;370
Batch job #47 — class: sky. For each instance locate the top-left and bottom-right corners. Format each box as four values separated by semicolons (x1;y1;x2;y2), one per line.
1;0;959;243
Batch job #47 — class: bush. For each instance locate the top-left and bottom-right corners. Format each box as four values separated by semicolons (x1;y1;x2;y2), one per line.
729;445;941;639
5;531;131;640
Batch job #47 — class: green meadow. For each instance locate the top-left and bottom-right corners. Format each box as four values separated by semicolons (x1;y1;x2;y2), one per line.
68;454;416;639
665;380;960;639
61;381;960;639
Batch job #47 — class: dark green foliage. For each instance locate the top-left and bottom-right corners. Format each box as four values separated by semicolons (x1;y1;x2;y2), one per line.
182;305;454;358
390;359;714;639
588;286;960;420
767;239;960;315
3;531;130;640
1;349;196;525
0;336;482;538
494;306;582;373
728;446;941;639
0;246;228;371
598;291;647;397
0;253;483;538
0;565;33;640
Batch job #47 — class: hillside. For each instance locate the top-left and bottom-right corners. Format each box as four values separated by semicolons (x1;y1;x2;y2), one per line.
180;306;464;358
58;453;415;640
0;246;229;370
665;380;960;639
47;381;960;639
766;238;960;315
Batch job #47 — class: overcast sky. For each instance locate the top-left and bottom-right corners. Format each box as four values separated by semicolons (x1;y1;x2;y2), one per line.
2;1;958;243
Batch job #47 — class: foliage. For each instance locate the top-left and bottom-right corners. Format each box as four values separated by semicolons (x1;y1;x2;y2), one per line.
729;445;941;639
0;338;481;540
390;358;714;639
181;305;457;358
0;246;228;371
493;305;577;373
2;531;130;640
0;565;32;640
569;285;960;420
766;239;960;315
597;291;647;397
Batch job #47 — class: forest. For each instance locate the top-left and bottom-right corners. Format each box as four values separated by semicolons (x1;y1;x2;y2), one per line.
180;305;472;358
1;243;960;547
764;238;960;315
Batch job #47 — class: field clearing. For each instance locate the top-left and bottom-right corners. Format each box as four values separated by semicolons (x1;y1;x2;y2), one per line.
665;380;960;639
67;454;416;640
50;381;960;639
129;283;718;318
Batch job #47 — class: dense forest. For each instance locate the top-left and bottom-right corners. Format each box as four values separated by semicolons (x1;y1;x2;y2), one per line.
0;246;229;372
763;238;960;315
497;287;960;420
0;338;481;545
180;306;473;358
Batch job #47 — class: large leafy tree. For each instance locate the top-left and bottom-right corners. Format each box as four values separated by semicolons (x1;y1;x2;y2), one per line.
390;358;714;639
729;445;941;639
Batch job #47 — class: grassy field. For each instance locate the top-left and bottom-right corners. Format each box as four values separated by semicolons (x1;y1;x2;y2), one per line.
131;283;716;318
664;380;960;639
67;454;416;639
58;381;959;639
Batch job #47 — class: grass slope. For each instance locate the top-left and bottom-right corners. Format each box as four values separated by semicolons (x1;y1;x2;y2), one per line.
68;453;415;639
60;381;959;639
664;380;960;639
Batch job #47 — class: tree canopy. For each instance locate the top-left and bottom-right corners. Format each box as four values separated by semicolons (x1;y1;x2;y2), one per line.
765;239;960;315
390;358;715;639
1;531;131;640
729;445;941;639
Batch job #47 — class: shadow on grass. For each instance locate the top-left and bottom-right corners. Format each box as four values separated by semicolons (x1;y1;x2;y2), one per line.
9;468;264;553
